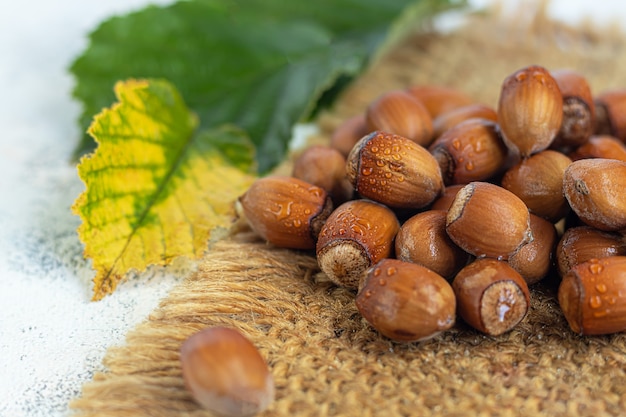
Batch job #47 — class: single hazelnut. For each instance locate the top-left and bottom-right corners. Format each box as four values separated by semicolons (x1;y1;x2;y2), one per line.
366;90;434;146
406;85;474;118
237;176;333;249
180;327;274;417
446;182;532;260
497;65;563;157
292;145;353;205
330;114;370;157
558;256;626;335
556;226;626;277
432;103;497;139
395;210;471;280
563;158;626;231
500;149;572;222
316;199;400;289
508;214;558;285
356;258;456;342
568;135;626;162
452;258;530;336
430;184;465;211
429;118;508;185
346;131;444;209
551;69;595;149
595;89;626;142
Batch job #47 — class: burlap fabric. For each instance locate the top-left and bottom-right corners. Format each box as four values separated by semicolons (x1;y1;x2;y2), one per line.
71;4;626;417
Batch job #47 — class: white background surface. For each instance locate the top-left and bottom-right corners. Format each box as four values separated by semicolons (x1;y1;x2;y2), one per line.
0;1;625;416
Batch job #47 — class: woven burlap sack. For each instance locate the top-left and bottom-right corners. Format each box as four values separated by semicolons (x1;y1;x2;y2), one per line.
71;4;626;417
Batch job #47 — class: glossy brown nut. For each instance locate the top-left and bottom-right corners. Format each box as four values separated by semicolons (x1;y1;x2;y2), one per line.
237;176;333;249
453;258;530;336
429;118;508;185
316;199;400;289
180;327;274;417
330;114;370;158
563;158;626;231
430;184;464;211
356;258;456;342
406;85;475;118
501;150;572;222
432;103;498;139
292;145;353;205
346;131;444;209
395;210;471;280
558;256;626;335
595;89;626;142
446;182;533;260
508;214;558;285
556;226;626;277
569;135;626;162
497;65;563;157
366;90;434;146
551;69;595;149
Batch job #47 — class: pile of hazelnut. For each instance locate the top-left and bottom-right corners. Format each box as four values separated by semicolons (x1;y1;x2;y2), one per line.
180;65;626;416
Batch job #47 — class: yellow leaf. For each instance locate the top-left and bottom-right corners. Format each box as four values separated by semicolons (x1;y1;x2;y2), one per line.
73;79;256;300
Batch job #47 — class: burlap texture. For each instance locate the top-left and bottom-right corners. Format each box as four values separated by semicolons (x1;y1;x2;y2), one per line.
71;4;626;417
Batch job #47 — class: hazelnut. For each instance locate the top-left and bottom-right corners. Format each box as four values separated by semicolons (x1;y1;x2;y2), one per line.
406;85;474;118
432;103;498;139
501;149;572;222
330;114;370;157
292;145;353;205
563;158;626;231
446;182;532;260
395;210;471;280
365;90;434;146
316;199;400;289
595;89;626;142
430;184;464;211
356;258;456;342
180;327;274;417
558;256;626;335
452;258;530;336
237;176;333;249
568;135;626;162
508;214;558;285
429;118;508;185
551;69;596;149
346;131;444;209
556;226;626;277
497;65;563;157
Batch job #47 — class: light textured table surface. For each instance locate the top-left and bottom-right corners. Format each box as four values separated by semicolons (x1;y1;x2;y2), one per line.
0;1;623;416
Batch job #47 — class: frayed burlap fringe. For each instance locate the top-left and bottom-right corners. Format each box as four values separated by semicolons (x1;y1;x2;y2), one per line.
72;3;626;417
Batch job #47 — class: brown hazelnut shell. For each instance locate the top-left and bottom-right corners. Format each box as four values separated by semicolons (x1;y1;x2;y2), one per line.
316;199;400;289
346;131;444;209
558;256;626;335
356;258;456;342
452;258;530;336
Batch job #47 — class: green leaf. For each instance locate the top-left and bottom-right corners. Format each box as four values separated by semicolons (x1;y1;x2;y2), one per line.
72;79;256;300
70;0;456;172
